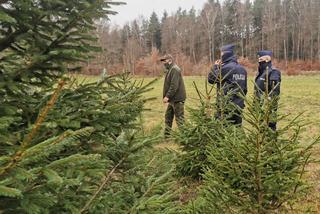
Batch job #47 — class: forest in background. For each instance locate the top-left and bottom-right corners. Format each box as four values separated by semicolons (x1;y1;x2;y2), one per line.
85;0;320;76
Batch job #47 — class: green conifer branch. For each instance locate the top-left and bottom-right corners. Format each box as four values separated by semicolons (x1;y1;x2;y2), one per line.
0;79;65;176
22;80;65;148
80;156;126;213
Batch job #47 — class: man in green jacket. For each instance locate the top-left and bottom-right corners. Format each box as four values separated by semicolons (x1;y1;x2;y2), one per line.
160;54;186;138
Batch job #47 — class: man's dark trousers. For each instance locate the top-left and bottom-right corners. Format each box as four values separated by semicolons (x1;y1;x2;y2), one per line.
164;101;184;137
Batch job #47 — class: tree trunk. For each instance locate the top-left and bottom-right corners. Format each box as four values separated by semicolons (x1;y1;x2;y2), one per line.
284;39;288;69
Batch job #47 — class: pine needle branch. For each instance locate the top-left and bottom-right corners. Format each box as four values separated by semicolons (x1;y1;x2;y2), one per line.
80;157;126;213
22;79;65;149
0;79;65;176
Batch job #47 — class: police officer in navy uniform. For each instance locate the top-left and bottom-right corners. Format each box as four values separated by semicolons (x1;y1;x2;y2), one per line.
255;50;281;131
208;44;247;125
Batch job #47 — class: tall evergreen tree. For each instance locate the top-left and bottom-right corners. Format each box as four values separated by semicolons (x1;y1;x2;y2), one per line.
252;0;265;49
148;12;162;50
161;10;168;25
121;23;132;46
223;0;242;43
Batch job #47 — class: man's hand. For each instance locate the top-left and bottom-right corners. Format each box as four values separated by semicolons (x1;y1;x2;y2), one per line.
163;97;169;103
215;59;222;65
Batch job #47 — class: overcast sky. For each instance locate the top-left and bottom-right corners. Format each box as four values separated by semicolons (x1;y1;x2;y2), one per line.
109;0;207;26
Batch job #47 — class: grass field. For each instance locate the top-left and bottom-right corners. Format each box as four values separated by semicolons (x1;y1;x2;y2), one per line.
142;75;320;142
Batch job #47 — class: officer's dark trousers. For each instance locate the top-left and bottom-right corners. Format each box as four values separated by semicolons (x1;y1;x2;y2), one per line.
216;109;243;126
164;101;185;137
229;111;243;125
269;123;277;131
255;99;278;131
269;107;278;131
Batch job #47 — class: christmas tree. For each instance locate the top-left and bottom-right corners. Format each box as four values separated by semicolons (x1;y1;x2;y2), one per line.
182;87;319;213
0;1;179;213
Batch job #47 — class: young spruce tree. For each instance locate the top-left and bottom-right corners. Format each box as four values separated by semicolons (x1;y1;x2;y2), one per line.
186;87;319;213
0;1;180;213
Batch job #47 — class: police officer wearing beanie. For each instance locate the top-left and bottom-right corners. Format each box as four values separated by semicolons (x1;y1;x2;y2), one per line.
160;54;186;138
255;50;281;131
208;44;247;125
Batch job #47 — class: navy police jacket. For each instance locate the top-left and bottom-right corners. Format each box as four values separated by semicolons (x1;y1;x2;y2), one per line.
208;53;247;109
255;62;281;98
